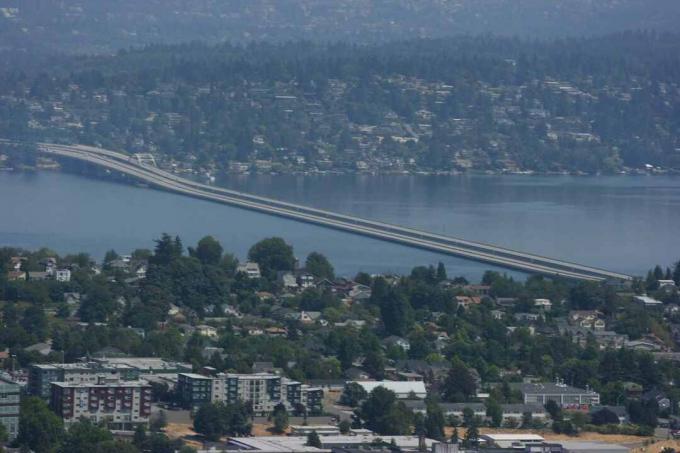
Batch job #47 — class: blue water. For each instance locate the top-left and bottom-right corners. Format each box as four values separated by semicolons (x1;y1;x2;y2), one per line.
1;171;679;279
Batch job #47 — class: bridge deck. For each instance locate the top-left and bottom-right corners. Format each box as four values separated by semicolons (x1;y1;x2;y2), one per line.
36;142;633;282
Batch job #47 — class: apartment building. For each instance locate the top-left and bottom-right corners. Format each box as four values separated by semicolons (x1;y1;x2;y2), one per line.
177;372;323;415
0;376;20;440
29;362;138;399
50;377;152;430
30;358;192;399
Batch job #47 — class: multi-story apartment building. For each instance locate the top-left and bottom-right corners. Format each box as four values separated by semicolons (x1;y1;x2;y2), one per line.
30;358;192;399
50;377;152;430
0;376;20;440
177;372;323;416
29;362;138;399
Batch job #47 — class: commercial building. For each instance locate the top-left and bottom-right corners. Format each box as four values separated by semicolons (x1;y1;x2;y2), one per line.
349;380;427;399
0;376;20;440
50;377;151;430
516;382;600;408
224;434;436;452
177;372;323;415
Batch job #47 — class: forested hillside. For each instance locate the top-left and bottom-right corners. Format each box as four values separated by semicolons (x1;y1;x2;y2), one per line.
1;33;679;174
1;0;679;54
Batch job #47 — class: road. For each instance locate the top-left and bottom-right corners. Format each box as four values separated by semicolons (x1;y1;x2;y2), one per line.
35;142;634;282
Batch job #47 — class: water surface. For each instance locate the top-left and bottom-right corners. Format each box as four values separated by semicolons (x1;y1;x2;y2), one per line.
1;171;678;279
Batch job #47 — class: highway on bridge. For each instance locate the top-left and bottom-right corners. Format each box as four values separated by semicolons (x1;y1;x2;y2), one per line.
35;142;633;282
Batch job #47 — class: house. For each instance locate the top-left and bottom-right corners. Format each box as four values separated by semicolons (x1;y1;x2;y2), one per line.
455;295;482;309
490;309;505;320
297;273;315;289
287;311;321;324
534;298;552;311
383;336;411;351
9;256;25;271
569;310;604;328
55;269;71;282
237;262;261;279
28;271;49;281
64;292;81;305
465;285;491;297
196;325;218;338
496;297;517;308
625;339;664;352
264;327;288;337
658;280;677;293
6;271;26;281
634;295;664;309
642;389;672;411
514;313;542;322
350;380;427;399
348;284;371;301
279;272;298;290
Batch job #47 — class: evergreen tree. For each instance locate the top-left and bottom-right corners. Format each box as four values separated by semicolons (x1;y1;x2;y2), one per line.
306;431;322;448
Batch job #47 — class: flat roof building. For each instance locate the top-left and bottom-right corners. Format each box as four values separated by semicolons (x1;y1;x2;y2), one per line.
50;377;151;430
350;380;427;399
516;382;600;408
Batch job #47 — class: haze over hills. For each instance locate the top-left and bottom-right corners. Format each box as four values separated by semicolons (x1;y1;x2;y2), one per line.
2;0;680;53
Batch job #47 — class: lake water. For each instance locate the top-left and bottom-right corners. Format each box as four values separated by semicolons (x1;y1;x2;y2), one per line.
1;170;679;280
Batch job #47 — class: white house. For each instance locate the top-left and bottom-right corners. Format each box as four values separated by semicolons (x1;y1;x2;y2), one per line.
55;269;71;282
237;262;261;279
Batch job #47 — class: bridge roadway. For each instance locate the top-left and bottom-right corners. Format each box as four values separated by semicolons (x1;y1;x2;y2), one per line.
37;142;633;282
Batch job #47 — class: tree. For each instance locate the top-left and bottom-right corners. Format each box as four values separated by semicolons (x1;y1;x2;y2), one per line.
133;425;147;447
194;403;224;441
357;387;412;435
96;440;141;453
486;399;503;427
306;431;322;448
305;252;335;280
248;237;295;279
192;236;223;265
450;427;459;444
442;359;477;402
17;396;64;452
436;262;447;282
338;420;351;434
463;423;479;448
590;408;620;425
340;382;368;407
150;234;183;266
545;400;562;421
60;419;113;453
272;403;289;434
425;401;445;440
380;290;413;336
0;423;7;443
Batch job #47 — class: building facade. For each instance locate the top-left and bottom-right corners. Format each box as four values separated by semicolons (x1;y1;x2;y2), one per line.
0;377;20;440
50;378;152;430
29;362;139;399
178;372;323;415
518;382;600;408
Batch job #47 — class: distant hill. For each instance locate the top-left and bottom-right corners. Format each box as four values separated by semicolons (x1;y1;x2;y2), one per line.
1;0;680;54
